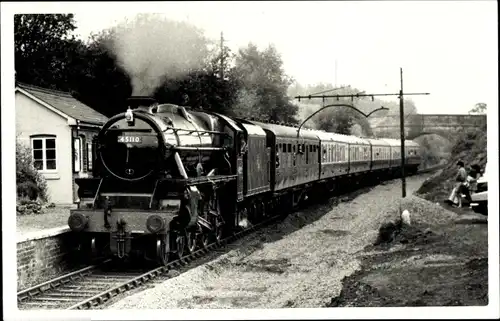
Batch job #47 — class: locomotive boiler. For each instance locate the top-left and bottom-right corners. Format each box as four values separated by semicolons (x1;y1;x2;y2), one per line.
68;97;244;265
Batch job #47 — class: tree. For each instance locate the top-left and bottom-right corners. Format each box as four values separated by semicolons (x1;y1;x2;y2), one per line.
231;43;298;123
315;106;354;134
295;84;378;136
15;14;80;91
68;30;132;117
469;103;487;115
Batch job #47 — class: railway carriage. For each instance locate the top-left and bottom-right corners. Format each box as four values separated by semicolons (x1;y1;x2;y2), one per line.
251;121;320;192
366;138;391;171
405;140;421;174
345;135;372;175
381;138;402;171
315;130;350;179
380;138;421;175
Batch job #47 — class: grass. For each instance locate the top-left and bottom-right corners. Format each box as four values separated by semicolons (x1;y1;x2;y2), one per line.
16;207;71;235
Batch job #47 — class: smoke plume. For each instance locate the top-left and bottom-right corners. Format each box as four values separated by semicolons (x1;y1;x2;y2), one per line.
108;14;209;96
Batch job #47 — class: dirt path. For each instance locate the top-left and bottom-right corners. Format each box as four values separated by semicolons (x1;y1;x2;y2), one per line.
108;174;433;309
328;196;488;307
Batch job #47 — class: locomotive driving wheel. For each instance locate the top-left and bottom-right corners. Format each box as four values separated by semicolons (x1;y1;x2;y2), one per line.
156;234;170;266
185;228;197;254
197;223;210;249
200;187;224;244
213;216;224;243
172;231;186;259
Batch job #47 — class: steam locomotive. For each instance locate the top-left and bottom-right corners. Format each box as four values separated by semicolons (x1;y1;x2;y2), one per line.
68;97;421;265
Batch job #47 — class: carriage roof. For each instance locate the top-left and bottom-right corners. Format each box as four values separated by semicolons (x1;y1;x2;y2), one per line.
329;133;371;145
365;138;391;147
379;138;419;148
405;140;420;148
239;122;267;137
250;121;319;141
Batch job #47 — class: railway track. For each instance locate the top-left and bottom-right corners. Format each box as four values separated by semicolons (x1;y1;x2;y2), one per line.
17;214;281;310
17;165;444;310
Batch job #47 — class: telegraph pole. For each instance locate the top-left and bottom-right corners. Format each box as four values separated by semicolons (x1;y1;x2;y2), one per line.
220;32;225;80
399;68;406;198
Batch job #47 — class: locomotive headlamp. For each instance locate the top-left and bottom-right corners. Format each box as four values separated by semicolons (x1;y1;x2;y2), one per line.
68;212;89;232
125;107;134;125
146;215;165;233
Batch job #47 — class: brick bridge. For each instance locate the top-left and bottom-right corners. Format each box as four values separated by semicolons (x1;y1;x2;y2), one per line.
369;114;487;141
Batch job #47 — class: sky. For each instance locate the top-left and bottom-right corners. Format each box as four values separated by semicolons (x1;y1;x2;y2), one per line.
14;1;500;114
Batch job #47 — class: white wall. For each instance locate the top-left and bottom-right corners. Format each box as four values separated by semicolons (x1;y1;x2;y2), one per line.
15;92;74;204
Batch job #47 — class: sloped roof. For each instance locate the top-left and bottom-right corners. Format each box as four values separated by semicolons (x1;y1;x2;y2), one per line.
16;83;108;125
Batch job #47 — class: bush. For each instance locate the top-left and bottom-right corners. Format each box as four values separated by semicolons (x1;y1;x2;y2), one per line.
415;134;452;169
16;141;49;202
16;198;45;215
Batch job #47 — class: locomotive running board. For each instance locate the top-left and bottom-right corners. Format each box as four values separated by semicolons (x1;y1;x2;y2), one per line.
160;175;237;186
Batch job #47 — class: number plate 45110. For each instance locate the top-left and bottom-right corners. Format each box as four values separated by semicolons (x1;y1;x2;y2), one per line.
118;136;142;143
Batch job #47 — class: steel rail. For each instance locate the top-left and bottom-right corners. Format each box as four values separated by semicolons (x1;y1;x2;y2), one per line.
17;260;112;303
66;214;279;310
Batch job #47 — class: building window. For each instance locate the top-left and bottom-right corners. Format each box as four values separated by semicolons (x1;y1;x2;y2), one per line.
31;136;57;171
73;137;82;172
87;142;93;171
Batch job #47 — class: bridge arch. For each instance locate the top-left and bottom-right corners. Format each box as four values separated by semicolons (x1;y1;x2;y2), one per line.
407;130;459;142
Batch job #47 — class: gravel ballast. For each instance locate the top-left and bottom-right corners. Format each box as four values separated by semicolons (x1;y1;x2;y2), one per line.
108;174;433;309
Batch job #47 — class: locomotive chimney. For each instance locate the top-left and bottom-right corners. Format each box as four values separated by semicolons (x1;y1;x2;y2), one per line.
127;96;157;109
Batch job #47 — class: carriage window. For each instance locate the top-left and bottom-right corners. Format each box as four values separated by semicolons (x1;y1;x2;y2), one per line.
287;143;291;153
